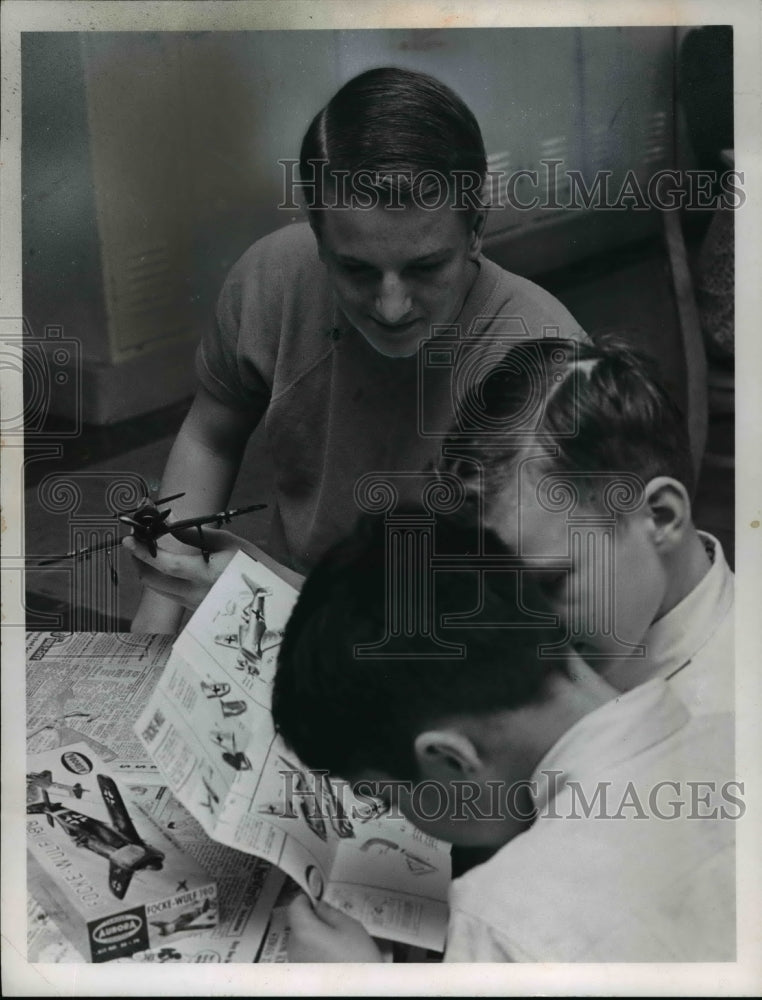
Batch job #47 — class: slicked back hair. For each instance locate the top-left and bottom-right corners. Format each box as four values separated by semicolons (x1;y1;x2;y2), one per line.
438;335;695;514
299;67;487;227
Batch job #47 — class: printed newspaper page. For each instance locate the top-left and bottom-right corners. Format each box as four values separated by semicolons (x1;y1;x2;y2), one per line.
26;631;174;781
135;550;451;951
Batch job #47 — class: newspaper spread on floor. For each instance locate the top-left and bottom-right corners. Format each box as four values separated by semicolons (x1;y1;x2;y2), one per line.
135;550;451;952
26;631;173;781
26;632;285;963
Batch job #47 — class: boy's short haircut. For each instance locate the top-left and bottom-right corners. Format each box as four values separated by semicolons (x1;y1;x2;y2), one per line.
299;66;488;224
272;511;568;781
439;334;696;508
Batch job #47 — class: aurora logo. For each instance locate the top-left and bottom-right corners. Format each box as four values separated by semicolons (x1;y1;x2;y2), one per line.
92;913;143;944
61;751;92;775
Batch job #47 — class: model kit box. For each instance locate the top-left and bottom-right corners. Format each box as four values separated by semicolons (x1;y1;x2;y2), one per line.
27;744;219;962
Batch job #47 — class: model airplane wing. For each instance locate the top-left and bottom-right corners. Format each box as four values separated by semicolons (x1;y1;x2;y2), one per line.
26;800;57;822
38;496;266;566
97;774;142;844
168;503;267;534
28;769;53;785
108;861;135;900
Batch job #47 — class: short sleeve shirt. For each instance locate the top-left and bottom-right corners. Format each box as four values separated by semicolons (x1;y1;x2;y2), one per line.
197;222;586;572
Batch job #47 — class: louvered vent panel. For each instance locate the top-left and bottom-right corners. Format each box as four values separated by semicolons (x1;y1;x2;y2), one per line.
121;246;175;317
538;134;571;209
642;109;671;169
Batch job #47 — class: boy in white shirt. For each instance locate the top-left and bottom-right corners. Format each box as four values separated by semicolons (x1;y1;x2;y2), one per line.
438;335;734;715
270;513;737;962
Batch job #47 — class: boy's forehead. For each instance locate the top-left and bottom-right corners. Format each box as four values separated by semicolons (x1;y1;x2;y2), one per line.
319;201;469;257
487;476;571;557
485;459;598;557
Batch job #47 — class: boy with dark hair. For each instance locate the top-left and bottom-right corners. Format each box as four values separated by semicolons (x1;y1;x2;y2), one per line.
299;65;489;232
271;513;736;962
438;335;734;714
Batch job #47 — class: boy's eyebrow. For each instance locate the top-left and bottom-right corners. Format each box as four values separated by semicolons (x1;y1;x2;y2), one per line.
522;557;573;571
332;248;455;266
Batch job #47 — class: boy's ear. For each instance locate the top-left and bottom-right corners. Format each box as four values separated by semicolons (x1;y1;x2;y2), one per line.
413;729;484;780
467;211;487;260
643;476;692;550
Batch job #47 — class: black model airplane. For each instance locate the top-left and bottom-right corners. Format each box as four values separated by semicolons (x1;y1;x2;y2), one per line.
210;729;252;771
27;774;165;899
38;492;267;578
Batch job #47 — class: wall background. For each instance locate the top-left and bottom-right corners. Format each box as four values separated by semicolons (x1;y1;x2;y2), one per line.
22;27;686;424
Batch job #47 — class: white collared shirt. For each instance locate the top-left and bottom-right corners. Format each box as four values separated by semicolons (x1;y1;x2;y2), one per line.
445;681;736;962
603;532;734;715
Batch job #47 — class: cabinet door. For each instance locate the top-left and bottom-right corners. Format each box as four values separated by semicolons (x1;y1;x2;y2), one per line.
84;32;195;361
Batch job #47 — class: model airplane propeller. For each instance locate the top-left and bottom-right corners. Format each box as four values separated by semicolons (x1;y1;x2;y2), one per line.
38;491;267;584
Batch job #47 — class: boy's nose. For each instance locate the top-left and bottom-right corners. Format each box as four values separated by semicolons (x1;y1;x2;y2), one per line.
375;275;412;324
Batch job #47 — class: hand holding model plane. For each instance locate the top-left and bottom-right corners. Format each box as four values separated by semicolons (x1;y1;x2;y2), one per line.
124;521;304;625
